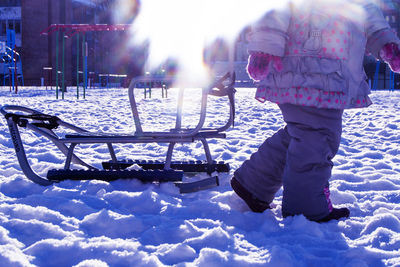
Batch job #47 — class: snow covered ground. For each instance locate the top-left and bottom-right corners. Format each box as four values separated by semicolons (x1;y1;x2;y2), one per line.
0;86;399;266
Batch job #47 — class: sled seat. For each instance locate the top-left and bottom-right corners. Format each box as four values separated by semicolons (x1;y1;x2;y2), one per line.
64;130;226;141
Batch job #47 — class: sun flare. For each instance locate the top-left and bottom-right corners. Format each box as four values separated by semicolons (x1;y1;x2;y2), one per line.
113;0;372;87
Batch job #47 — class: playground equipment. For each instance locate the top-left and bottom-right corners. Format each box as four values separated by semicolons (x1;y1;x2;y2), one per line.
2;29;24;92
99;74;128;88
40;24;130;99
372;61;397;90
135;71;170;99
88;72;95;88
211;61;254;88
1;73;236;193
42;67;53;89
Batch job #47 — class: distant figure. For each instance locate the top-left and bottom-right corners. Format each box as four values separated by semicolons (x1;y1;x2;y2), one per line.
231;0;400;222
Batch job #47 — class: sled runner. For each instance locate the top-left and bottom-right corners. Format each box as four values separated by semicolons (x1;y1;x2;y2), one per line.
1;73;236;193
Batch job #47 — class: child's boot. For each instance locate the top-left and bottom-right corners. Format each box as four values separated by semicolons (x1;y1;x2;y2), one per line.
282;185;350;222
316;186;350;222
282;207;350;222
231;177;270;212
315;207;350;222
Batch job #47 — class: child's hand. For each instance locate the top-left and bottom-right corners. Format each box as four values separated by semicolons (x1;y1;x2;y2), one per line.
380;43;400;73
247;52;283;81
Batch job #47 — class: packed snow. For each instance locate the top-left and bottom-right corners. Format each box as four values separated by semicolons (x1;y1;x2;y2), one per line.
0;86;399;266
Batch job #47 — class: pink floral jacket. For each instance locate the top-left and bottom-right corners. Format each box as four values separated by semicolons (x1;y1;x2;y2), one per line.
248;0;400;109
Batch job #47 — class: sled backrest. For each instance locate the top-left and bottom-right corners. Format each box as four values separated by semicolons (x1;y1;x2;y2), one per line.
127;73;236;137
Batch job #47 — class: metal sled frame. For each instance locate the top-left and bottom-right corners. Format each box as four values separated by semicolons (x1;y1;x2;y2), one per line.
1;73;236;193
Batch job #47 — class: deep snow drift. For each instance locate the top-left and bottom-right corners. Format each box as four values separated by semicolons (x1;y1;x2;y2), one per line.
0;86;399;266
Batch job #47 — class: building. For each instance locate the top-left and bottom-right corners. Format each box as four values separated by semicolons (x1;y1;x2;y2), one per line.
0;0;127;86
366;0;400;89
0;0;21;46
21;0;74;86
0;0;21;85
1;0;400;87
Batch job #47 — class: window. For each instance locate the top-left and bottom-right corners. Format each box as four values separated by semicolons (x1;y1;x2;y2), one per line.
6;0;21;6
8;20;14;30
15;20;20;34
1;21;6;35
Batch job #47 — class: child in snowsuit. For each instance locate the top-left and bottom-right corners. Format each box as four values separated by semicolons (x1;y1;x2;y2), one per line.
231;0;400;222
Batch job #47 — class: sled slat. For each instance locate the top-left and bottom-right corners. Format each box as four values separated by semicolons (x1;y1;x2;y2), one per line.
175;176;220;194
102;160;230;173
47;169;183;182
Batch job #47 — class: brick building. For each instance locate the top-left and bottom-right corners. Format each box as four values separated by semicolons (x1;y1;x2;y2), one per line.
1;0;129;86
1;0;399;87
21;0;73;86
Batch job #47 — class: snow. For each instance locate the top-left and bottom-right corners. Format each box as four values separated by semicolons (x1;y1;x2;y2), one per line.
0;86;399;266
